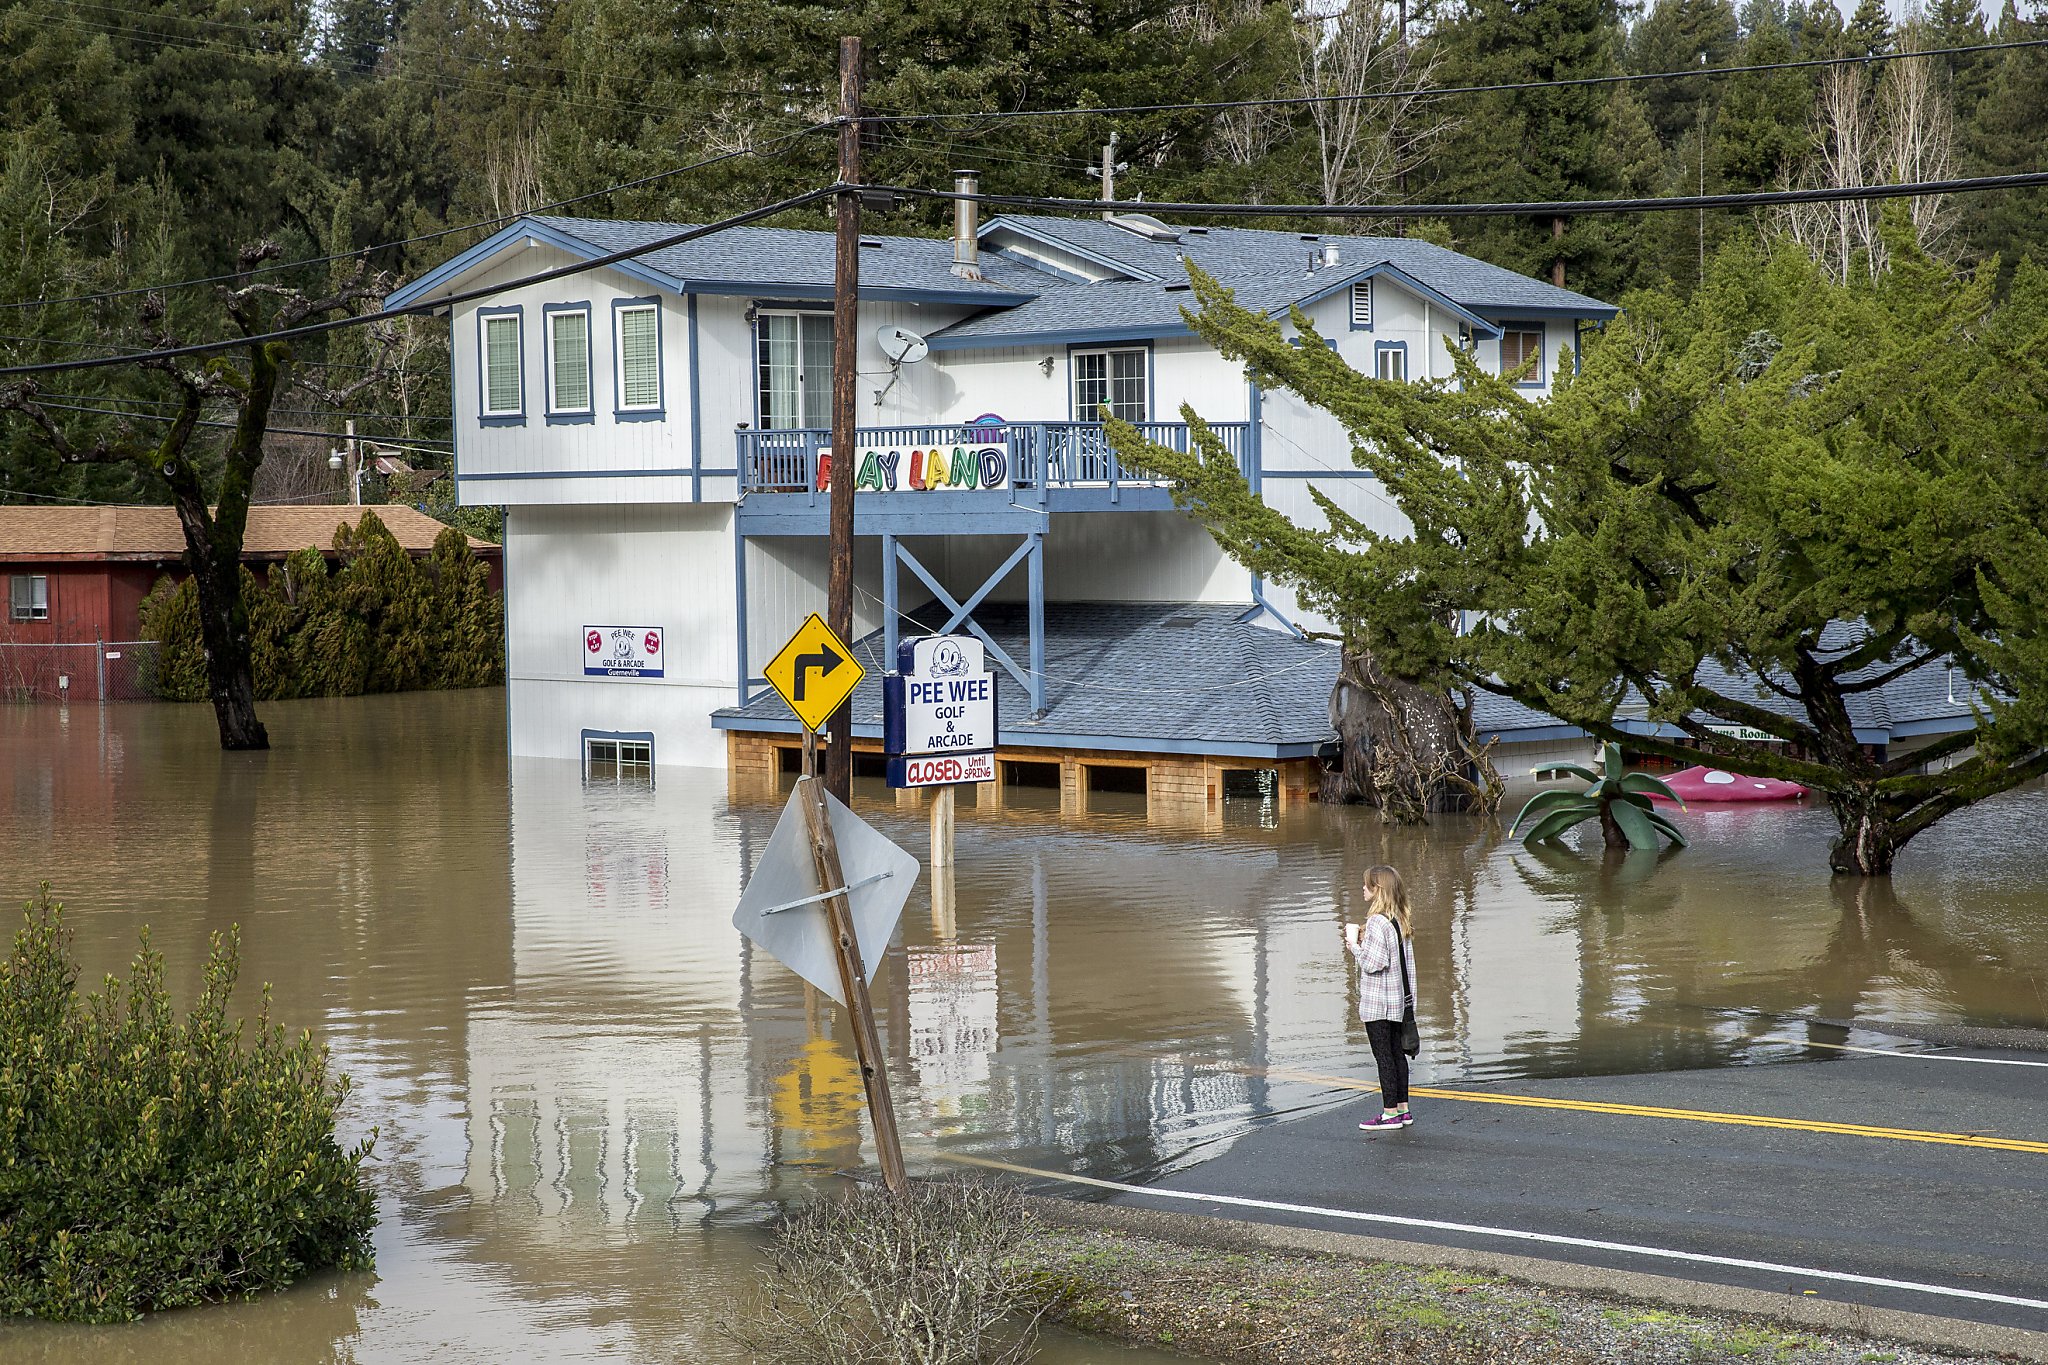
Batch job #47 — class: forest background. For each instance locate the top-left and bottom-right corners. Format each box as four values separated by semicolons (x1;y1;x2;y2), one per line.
0;0;2044;512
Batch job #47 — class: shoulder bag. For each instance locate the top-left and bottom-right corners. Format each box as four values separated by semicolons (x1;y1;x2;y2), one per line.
1395;924;1420;1059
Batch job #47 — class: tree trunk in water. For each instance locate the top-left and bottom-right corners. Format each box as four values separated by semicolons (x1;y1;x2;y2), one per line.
1827;787;1898;877
1598;798;1626;849
193;557;268;751
1320;645;1500;821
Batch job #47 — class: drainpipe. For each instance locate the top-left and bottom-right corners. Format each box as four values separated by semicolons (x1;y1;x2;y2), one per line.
951;170;982;281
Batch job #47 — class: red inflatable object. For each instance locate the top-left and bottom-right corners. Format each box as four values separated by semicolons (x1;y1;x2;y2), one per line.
1654;765;1809;803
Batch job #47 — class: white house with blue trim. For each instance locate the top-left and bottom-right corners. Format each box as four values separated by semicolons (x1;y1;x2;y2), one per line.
387;201;1620;804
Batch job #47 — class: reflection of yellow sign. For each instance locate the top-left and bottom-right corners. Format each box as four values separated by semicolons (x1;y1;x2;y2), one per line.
764;612;865;733
772;1035;866;1168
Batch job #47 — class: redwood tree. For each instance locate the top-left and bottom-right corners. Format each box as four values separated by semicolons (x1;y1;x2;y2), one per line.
1117;225;2048;876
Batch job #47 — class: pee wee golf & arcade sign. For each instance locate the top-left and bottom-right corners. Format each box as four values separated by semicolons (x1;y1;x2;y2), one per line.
585;625;664;677
884;635;998;788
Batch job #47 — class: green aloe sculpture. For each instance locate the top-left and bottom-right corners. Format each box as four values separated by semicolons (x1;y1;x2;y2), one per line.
1509;742;1688;850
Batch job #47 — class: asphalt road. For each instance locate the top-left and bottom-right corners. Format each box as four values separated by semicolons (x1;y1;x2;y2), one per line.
1103;1044;2048;1331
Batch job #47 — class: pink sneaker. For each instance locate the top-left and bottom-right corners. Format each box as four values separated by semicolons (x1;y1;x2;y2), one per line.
1399;1110;1413;1127
1359;1113;1404;1132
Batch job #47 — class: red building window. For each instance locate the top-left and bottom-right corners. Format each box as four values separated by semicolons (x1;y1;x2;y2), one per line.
8;574;47;622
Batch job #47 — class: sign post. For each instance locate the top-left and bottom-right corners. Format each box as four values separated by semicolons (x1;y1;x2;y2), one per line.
754;611;907;1195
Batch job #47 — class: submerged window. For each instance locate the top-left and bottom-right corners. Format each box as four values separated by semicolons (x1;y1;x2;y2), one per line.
585;736;653;785
1072;347;1148;423
9;573;48;621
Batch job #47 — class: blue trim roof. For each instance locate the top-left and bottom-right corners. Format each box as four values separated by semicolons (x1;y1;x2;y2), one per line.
385;215;1044;311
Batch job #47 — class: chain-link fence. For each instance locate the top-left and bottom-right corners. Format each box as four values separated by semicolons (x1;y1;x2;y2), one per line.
0;641;163;702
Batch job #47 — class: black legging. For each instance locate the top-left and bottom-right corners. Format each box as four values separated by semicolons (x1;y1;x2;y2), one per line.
1365;1019;1409;1107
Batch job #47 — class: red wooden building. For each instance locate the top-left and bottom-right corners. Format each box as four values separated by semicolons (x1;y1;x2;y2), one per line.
1;505;499;700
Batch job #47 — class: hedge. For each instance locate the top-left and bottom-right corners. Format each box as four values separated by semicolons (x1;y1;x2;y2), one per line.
138;509;502;700
0;890;377;1322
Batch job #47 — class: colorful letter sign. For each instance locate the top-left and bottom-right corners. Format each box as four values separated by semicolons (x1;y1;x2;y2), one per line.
584;625;663;677
884;635;997;787
817;438;1011;494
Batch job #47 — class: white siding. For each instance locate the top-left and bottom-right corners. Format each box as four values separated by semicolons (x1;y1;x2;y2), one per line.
504;503;737;767
452;245;697;506
742;536;891;677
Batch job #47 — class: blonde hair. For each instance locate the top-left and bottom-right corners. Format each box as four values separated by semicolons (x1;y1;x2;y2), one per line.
1364;864;1412;939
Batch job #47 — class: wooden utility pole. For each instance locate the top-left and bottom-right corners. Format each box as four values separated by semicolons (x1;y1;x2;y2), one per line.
825;34;863;806
1552;216;1566;288
797;773;909;1195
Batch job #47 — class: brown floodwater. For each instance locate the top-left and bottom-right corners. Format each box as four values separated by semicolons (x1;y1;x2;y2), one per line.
1;691;2045;1362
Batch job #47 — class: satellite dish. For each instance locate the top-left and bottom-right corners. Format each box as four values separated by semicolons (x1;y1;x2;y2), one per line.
877;325;928;365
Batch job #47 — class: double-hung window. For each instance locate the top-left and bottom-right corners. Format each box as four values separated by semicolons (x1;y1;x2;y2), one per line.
479;308;523;421
545;304;593;420
1374;341;1408;383
1072;347;1148;423
1498;324;1544;386
9;574;48;622
757;311;833;429
614;300;662;417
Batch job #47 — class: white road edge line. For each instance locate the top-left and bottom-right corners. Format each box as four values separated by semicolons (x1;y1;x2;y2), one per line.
1764;1037;2048;1068
940;1154;2048;1313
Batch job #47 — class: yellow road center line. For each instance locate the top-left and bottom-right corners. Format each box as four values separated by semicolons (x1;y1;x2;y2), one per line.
1262;1064;2048;1155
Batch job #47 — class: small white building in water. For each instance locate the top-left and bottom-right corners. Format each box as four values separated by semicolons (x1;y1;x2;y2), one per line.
387;200;1618;806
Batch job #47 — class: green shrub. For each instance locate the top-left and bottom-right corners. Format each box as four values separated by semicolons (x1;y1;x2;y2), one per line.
0;890;377;1322
137;509;503;701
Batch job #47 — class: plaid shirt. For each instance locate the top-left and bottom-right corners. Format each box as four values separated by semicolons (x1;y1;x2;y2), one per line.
1348;915;1416;1023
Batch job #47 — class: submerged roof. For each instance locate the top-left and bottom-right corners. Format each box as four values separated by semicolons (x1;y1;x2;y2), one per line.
0;505;493;562
714;600;1341;759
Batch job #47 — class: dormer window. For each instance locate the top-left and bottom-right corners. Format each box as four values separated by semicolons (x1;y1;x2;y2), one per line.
545;303;593;422
1350;280;1372;331
478;307;524;424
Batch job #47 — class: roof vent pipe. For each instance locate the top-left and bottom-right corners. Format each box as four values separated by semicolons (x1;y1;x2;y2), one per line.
952;170;982;281
1322;244;1341;268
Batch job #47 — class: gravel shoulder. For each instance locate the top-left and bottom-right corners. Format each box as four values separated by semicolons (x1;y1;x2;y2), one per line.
1024;1220;2030;1365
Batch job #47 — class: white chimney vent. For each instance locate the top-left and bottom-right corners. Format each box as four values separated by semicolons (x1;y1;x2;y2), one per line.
952;171;982;281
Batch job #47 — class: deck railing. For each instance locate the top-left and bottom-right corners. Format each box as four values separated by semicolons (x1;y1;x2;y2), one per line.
736;421;1252;504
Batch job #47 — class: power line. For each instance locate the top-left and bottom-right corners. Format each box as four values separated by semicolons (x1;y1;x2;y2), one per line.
873;171;2048;221
37;392;446;428
2;130;826;315
25;400;452;451
864;36;2048;125
0;187;837;379
0;124;830;315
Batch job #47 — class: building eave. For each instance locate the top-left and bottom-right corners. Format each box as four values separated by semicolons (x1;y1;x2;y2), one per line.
929;322;1193;352
977;216;1161;282
384;218;687;310
1287;262;1504;339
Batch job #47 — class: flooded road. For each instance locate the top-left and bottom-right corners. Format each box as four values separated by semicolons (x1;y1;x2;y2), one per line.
2;691;2045;1361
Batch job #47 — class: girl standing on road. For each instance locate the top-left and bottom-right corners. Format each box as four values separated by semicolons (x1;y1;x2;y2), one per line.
1344;864;1418;1133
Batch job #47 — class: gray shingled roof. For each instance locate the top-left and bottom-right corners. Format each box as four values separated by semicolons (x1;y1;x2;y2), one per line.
1469;628;1980;746
713;601;1341;755
525;215;1043;301
958;213;1613;321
